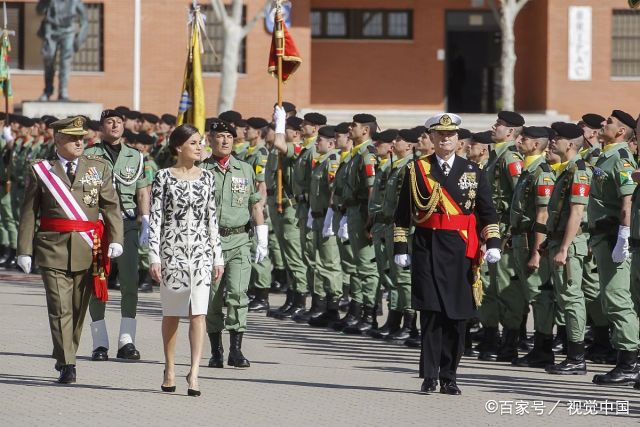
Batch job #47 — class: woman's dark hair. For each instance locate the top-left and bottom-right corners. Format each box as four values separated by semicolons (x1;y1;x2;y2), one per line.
168;124;200;156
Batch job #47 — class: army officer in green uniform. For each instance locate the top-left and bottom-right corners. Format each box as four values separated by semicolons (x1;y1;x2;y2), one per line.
85;109;150;362
202;120;267;368
17;116;123;384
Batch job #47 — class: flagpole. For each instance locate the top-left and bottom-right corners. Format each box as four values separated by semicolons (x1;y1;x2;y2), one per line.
275;0;284;214
2;1;8;127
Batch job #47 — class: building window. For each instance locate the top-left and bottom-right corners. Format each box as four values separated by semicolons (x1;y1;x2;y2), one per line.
311;9;412;40
4;2;103;72
612;10;640;78
200;4;246;74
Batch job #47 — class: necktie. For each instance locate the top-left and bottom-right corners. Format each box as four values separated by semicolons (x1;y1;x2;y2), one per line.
442;162;450;176
66;161;76;183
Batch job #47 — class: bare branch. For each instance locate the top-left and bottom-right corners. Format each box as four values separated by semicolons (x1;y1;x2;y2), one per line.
210;0;226;22
231;0;243;23
241;0;269;37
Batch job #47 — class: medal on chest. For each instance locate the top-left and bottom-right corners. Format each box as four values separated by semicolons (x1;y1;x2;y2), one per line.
80;166;104;186
458;172;478;191
83;188;99;207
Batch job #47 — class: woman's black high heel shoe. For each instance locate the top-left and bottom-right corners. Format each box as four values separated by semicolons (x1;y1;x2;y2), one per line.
186;372;201;397
161;370;176;392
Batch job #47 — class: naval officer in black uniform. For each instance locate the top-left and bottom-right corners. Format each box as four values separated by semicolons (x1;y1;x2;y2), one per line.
394;113;502;395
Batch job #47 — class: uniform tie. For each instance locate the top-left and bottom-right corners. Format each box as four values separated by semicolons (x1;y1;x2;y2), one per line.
442;162;450;176
66;161;76;183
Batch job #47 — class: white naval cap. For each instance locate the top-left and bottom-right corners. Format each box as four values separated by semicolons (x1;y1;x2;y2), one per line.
425;113;462;132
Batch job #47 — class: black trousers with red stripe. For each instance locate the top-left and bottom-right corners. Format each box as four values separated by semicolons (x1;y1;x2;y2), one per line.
419;310;466;381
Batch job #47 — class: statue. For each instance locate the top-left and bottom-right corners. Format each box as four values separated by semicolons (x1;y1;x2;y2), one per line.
36;0;88;101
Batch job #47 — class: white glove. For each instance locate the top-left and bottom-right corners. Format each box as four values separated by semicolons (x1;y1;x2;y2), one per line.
394;254;411;268
322;208;335;238
612;225;631;263
3;126;13;143
337;215;349;240
108;243;123;258
254;224;269;263
17;255;31;274
484;248;502;264
306;208;313;229
138;215;150;248
274;105;286;134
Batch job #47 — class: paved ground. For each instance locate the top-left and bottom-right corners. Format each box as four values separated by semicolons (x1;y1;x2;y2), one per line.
0;272;639;426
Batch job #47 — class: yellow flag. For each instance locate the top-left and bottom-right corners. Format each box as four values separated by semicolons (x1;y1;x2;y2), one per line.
177;7;205;134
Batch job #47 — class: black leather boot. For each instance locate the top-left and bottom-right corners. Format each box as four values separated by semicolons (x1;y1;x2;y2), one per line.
227;331;250;368
270;268;288;293
592;350;640;385
470;326;484;342
2;247;16;269
343;306;374;334
552;325;567;354
248;288;270;312
369;309;402;339
546;341;586;375
497;329;520;362
585;325;614;364
478;326;499;361
309;297;340;327
268;288;293;317
0;245;9;265
519;312;531;351
338;284;350;312
207;332;224;368
464;322;479;357
107;268;120;290
307;297;327;321
512;332;555;368
293;294;322;323
275;292;306;320
330;300;361;331
405;315;421;347
386;310;415;343
138;269;153;293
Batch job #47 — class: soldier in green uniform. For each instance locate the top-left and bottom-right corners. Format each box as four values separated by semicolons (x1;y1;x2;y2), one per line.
281;112;326;321
85;109;151;362
303;125;343;326
466;132;491;169
576;113;613;363
132;132;158;293
509;126;556;368
16;115;123;384
368;129;395;328
540;122;593;375
266;113;309;318
372;129;418;342
242;117;272;308
336;114;380;334
331;122;356;313
152;114;177;168
0;118;16;265
202;120;266;368
478;111;525;361
588;110;639;385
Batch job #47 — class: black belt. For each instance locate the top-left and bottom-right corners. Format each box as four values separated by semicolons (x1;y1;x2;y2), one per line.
219;225;248;237
590;218;620;236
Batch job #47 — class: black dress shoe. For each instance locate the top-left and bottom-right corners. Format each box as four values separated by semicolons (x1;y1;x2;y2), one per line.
439;379;461;395
116;343;141;360
420;378;437;393
91;346;108;361
57;365;76;384
464;347;480;357
138;282;153;293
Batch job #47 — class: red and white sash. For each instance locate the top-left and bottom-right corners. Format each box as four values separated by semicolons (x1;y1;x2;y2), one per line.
32;161;94;248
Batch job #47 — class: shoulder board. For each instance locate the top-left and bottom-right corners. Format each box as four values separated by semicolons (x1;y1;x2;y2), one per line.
259;147;268;156
329;153;337;161
540;162;551;173
366;145;376;154
592;148;601;157
575;159;587;171
508;145;518;152
85;155;109;165
618;148;630;159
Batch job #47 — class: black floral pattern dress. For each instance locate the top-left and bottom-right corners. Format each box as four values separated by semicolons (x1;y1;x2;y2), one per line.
149;168;224;316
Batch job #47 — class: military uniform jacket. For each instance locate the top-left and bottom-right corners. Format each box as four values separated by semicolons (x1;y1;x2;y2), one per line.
17;155;124;271
309;149;339;215
331;150;352;213
368;158;391;219
381;156;413;223
394;154;499;319
244;142;269;183
546;154;591;240
343;140;377;208
580;146;601;166
232;141;249;161
201;156;261;251
509;155;554;234
587;142;637;241
265;143;300;200
486;141;523;226
85;141;148;215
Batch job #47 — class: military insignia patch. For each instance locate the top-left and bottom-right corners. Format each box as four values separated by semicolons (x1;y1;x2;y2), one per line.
231;176;248;193
458;172;478;190
123;166;136;180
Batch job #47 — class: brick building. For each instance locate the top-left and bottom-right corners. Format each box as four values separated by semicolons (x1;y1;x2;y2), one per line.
5;0;640;120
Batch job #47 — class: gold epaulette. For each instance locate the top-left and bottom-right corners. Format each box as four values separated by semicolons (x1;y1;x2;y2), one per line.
482;224;500;240
394;226;409;243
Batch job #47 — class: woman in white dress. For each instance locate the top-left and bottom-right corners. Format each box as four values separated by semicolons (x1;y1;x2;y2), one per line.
149;124;224;397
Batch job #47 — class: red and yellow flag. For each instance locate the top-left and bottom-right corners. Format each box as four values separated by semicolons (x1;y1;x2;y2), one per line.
267;10;301;82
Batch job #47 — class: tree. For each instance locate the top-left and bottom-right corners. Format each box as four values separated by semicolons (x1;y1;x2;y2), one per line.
489;0;530;111
210;0;270;113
